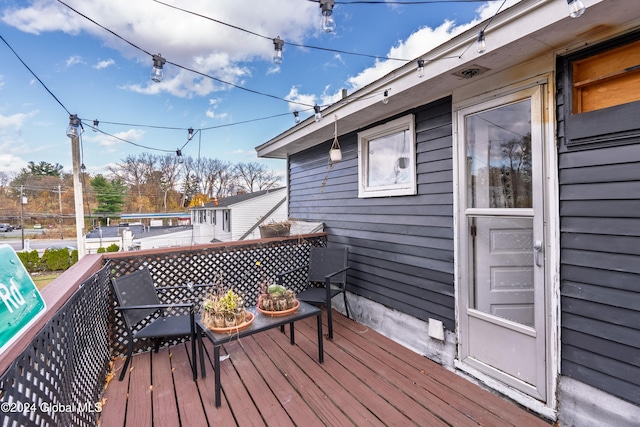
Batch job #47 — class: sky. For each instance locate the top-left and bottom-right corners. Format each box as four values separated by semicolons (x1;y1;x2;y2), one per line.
0;0;520;180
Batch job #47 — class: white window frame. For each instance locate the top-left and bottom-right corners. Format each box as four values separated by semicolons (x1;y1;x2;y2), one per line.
357;114;417;198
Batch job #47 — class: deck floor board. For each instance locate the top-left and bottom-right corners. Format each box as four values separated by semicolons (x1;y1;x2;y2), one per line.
100;310;551;427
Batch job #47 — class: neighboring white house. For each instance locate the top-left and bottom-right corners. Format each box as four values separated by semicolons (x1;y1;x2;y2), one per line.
190;188;288;243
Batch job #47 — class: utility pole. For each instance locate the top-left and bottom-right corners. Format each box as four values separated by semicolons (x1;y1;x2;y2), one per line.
58;184;64;239
71;135;86;259
20;185;25;250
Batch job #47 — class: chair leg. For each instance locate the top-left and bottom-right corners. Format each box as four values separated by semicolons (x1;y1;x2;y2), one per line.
343;292;350;319
119;340;134;381
326;301;333;340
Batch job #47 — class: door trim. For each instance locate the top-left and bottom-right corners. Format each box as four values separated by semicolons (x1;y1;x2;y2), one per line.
452;75;560;418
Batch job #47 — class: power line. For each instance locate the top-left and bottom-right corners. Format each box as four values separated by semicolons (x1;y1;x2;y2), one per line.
152;0;410;62
0;33;71;116
56;0;317;109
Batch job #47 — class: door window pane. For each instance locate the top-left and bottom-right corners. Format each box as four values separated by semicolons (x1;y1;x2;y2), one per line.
466;100;533;209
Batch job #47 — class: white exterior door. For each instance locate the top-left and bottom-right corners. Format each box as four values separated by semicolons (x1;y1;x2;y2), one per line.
456;85;548;401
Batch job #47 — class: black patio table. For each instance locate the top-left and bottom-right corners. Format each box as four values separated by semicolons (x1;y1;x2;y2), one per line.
196;301;324;407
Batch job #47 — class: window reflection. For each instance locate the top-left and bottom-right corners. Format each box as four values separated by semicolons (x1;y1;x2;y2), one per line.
466;100;533;209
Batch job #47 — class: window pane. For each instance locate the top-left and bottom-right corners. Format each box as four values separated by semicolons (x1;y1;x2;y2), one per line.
466;100;532;208
367;130;411;187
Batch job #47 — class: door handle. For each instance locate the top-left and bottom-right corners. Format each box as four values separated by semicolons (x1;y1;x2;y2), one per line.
533;240;543;267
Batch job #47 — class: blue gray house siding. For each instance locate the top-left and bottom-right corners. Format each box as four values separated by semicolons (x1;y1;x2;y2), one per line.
557;31;640;405
288;97;455;330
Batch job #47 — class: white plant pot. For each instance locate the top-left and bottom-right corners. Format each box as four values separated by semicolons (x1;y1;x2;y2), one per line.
330;149;342;162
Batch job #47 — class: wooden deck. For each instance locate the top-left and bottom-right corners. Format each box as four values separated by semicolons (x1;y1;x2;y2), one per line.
99;310;550;426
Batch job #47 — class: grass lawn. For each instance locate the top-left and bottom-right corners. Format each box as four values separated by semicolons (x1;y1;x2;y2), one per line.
30;272;63;290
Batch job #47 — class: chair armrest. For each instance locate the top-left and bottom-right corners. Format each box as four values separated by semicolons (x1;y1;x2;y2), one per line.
276;265;308;285
324;266;350;281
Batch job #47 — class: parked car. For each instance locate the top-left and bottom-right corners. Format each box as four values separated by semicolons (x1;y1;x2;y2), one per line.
33;224;42;229
0;223;12;232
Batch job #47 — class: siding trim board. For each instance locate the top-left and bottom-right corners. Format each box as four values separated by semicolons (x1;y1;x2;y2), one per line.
558;31;640;405
288;97;455;330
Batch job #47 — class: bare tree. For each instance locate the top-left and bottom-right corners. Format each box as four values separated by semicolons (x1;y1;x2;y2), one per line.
235;162;282;193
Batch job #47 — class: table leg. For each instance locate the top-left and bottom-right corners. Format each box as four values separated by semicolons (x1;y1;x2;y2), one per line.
198;326;206;378
289;322;295;345
317;313;324;363
215;345;221;407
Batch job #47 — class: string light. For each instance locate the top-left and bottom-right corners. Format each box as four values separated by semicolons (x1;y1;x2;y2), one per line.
476;30;486;54
66;114;83;138
314;105;323;122
417;59;425;78
567;0;585;18
151;54;166;82
273;36;284;64
293;111;301;123
320;0;336;33
188;127;194;140
176;148;184;163
92;119;99;132
382;90;389;105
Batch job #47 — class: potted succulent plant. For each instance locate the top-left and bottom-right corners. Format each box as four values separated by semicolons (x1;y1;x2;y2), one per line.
201;289;252;329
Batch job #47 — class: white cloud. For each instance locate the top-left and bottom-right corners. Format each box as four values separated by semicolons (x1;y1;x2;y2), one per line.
2;0;319;97
0;111;36;129
87;128;145;150
205;110;229;120
65;55;84;68
284;86;317;113
345;0;521;92
94;58;115;70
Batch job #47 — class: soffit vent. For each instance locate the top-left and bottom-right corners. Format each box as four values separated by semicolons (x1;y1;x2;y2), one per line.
453;65;490;79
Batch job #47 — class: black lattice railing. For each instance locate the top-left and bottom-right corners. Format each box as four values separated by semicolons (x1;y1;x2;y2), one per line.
0;263;112;427
107;235;326;357
0;235;324;427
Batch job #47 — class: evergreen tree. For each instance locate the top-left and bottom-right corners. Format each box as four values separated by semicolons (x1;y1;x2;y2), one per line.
90;175;126;215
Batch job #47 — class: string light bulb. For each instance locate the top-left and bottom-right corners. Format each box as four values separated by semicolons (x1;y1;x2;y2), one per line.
567;0;585;18
66;114;83;138
320;0;336;33
273;37;284;64
476;30;486;54
92;119;99;132
151;54;166;82
382;90;389;105
293;111;300;124
188;127;194;140
176;149;184;164
417;59;425;78
314;105;322;122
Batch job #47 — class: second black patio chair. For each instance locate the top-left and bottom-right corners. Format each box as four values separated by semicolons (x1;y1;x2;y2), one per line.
112;268;196;381
277;246;350;339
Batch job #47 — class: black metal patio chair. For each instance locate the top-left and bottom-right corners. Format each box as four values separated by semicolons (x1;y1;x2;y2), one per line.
111;268;196;381
277;246;350;339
